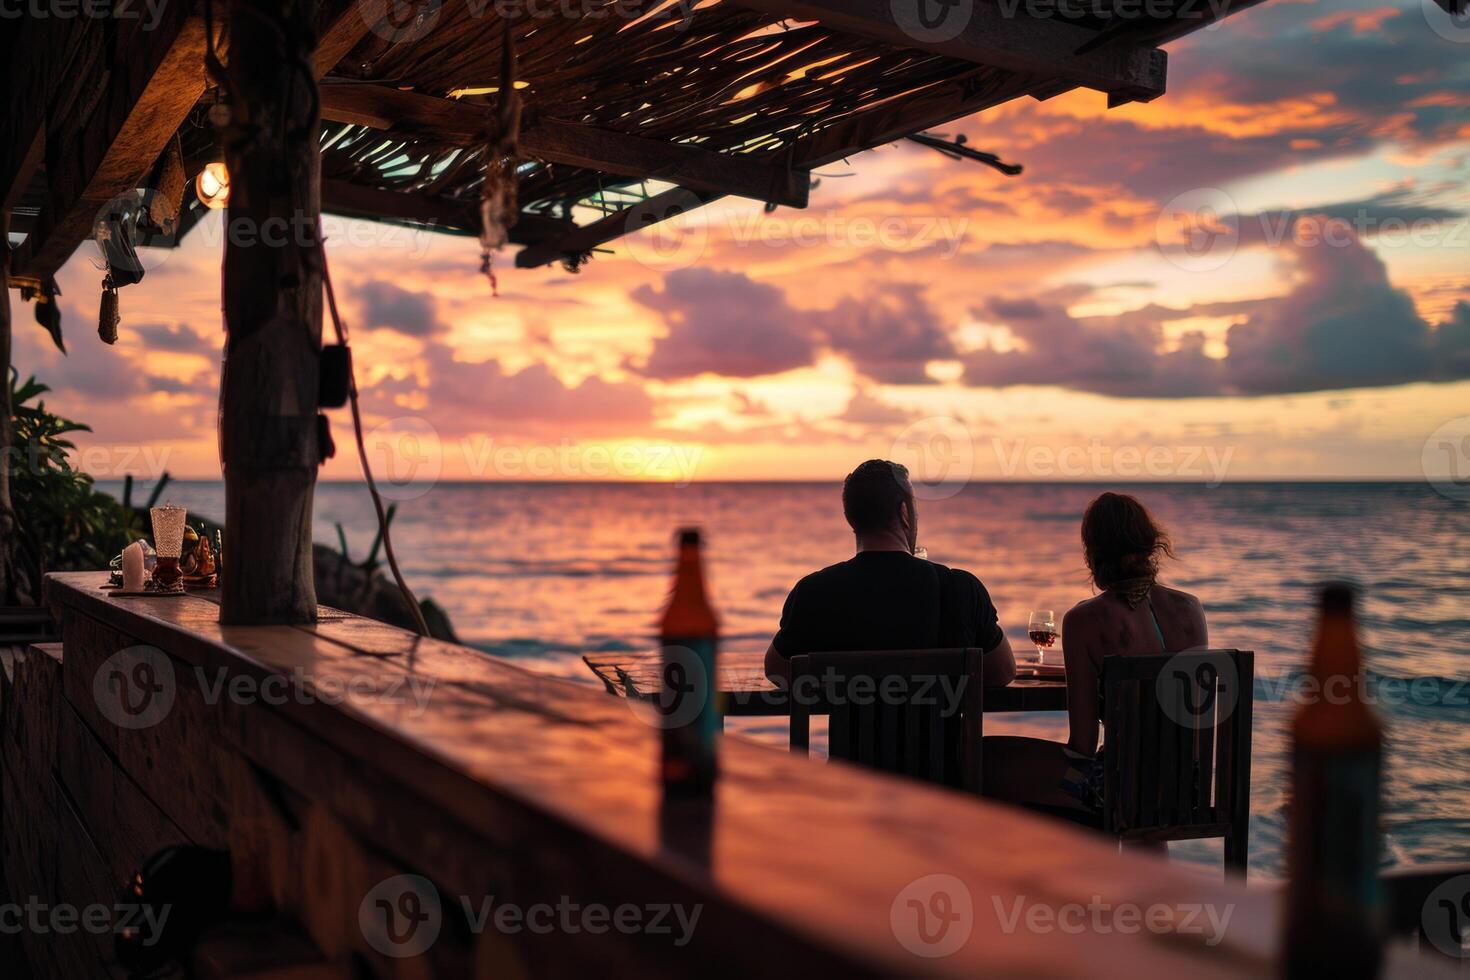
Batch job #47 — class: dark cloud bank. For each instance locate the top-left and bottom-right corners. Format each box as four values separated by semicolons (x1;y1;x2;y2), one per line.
631;234;1470;399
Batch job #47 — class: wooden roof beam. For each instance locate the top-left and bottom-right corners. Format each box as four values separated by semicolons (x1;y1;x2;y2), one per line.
516;70;1041;270
13;7;210;281
731;0;1166;101
318;84;811;209
11;0;372;283
795;70;1044;170
515;187;720;269
321;178;576;245
315;0;376;76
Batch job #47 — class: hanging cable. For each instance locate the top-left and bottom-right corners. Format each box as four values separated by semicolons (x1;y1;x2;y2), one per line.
318;235;431;637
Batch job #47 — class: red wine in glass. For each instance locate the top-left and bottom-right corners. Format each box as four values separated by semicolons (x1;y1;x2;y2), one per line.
1027;610;1058;666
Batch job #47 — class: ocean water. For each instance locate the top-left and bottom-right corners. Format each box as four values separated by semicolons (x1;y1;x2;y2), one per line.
102;480;1470;877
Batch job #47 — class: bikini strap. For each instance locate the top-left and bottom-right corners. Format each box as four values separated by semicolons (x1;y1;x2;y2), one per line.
1145;599;1168;650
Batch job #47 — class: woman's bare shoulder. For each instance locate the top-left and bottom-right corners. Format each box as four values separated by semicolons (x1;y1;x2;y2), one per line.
1154;584;1204;613
1064;592;1108;624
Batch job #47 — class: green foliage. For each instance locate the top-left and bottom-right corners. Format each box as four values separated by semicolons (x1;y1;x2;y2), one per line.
8;370;142;588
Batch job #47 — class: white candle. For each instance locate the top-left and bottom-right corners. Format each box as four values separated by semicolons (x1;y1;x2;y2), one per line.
123;541;145;591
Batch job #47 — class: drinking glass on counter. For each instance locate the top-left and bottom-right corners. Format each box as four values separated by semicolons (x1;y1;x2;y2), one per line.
150;504;187;590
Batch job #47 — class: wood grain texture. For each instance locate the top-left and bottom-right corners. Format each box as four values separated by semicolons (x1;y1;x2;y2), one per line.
31;571;1317;979
17;7;210;280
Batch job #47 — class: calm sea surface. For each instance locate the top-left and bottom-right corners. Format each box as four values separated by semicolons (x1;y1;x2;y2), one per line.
102;480;1470;877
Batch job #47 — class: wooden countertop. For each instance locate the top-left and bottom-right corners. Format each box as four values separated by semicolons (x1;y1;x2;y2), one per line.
43;571;1436;978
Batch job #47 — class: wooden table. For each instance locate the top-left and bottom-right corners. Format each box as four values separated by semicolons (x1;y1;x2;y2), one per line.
583;649;1070;716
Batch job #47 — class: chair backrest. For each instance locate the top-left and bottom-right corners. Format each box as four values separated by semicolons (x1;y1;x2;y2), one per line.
788;649;984;792
1380;862;1470;958
1101;650;1254;845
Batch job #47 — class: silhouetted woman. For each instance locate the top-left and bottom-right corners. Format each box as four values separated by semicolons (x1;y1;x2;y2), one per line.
984;492;1208;818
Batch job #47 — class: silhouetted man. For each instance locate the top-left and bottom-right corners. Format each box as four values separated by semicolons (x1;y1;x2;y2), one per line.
764;459;1016;685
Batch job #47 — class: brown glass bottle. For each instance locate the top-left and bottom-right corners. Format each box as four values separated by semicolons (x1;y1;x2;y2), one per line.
657;528;721;798
1283;583;1383;978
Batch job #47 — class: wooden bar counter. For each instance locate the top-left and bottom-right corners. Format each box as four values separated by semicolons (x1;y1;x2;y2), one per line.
0;572;1422;977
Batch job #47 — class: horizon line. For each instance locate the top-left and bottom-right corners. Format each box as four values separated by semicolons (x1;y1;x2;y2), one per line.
92;476;1438;486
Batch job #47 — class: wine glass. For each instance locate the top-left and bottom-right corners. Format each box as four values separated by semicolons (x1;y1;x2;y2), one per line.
1027;610;1058;666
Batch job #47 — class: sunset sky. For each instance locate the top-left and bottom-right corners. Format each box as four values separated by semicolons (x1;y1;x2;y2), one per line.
12;0;1470;485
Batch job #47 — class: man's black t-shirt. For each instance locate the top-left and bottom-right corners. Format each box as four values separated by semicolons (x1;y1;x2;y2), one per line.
771;551;1005;658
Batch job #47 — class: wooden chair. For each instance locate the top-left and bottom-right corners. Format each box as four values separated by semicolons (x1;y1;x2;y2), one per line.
788;649;984;793
1380;861;1470;959
1100;649;1254;876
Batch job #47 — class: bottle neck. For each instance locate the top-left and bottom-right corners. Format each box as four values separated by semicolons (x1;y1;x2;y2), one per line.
1296;604;1381;747
662;543;718;637
1308;609;1361;683
674;545;708;601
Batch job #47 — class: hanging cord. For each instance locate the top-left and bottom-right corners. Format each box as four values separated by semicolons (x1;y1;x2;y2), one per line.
478;17;523;293
318;235;431;637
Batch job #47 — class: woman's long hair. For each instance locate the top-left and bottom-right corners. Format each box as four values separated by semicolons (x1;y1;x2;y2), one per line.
1081;492;1175;589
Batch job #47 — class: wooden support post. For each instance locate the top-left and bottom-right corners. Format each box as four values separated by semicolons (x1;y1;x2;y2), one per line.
218;0;323;625
0;208;18;605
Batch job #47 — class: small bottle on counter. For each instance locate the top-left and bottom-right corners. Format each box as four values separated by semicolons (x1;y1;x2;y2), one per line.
657;528;721;799
1283;583;1384;979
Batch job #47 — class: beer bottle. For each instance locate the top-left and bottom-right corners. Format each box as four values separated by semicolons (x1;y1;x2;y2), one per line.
1283;583;1384;978
657;528;721;797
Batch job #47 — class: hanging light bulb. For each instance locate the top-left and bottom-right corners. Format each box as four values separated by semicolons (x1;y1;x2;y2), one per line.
195;162;231;210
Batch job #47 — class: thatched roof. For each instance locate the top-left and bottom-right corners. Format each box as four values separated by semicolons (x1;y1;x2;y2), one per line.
3;0;1272;283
